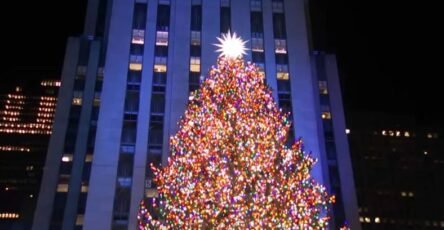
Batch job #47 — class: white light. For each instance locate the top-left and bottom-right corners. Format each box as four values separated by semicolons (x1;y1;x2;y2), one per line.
345;129;350;134
365;217;371;223
62;156;70;162
375;217;381;223
214;31;248;59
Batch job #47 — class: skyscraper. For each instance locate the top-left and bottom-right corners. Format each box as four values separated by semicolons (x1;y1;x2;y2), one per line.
347;112;444;229
33;0;359;229
0;80;59;229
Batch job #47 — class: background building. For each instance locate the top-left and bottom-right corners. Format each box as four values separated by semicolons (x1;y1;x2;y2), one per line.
33;0;359;229
347;112;444;229
0;80;59;229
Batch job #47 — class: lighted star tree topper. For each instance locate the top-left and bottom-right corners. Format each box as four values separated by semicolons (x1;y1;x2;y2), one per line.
138;32;335;229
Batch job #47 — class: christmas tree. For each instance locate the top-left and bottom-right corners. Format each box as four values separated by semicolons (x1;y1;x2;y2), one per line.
138;32;334;229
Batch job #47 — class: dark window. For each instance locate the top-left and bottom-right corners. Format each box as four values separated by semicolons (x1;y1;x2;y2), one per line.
191;5;202;31
133;3;147;29
273;13;286;38
156;5;170;30
250;12;263;33
220;7;231;33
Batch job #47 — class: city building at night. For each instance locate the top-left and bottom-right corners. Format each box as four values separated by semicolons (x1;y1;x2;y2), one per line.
0;80;59;229
347;112;444;229
32;0;359;229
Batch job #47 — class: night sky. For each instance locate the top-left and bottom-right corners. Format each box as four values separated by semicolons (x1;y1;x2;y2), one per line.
1;1;440;124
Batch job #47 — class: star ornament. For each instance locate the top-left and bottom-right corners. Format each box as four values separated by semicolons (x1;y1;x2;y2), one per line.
215;31;248;59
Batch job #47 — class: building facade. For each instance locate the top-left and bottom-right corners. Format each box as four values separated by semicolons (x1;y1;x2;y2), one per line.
33;0;359;229
347;112;444;229
0;80;59;229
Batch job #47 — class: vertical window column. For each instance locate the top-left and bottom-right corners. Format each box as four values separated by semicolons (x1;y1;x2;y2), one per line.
112;3;147;228
145;3;171;199
189;4;202;92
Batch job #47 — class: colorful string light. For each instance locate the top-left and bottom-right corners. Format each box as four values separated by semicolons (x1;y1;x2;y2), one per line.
138;55;334;229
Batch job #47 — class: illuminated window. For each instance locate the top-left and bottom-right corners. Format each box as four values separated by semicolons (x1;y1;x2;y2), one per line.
251;0;262;11
154;57;167;72
275;39;287;54
404;131;410;137
93;92;101;107
156;31;168;46
401;191;407;197
132;29;145;44
319;81;328;94
321;112;331;119
97;67;104;79
129;55;143;71
76;214;84;226
57;183;69;192
365;217;371;223
388;130;394;136
408;192;414;197
145;188;158;198
62;154;73;162
396;130;401;137
276;64;289;80
382;130;387;136
359;217;364;222
346;129;350;134
272;1;284;12
375;217;381;223
81;184;88;193
190;57;200;72
85;154;93;162
251;34;264;52
72;91;83;105
424;151;428;155
191;31;201;46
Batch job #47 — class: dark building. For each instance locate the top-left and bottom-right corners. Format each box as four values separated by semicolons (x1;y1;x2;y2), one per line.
0;80;60;229
347;111;444;229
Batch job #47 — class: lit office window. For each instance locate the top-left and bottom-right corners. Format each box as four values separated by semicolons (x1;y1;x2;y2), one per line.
156;31;168;46
154;57;167;72
81;184;89;193
374;217;381;223
276;64;289;80
190;57;200;72
132;29;145;44
93;92;101;107
191;31;201;46
251;35;264;52
129;55;143;71
321;112;331;120
145;188;158;198
57;183;69;192
319;81;328;94
76;214;84;226
404;131;410;137
85;154;93;162
275;39;287;54
62;154;73;162
72;91;83;105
